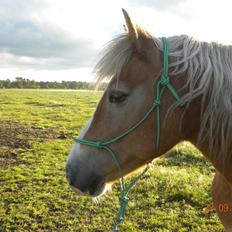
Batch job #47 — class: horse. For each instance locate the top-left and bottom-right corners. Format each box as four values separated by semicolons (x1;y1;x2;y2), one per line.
66;9;232;231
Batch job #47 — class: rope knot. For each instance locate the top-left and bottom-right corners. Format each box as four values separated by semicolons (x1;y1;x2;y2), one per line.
117;195;129;221
153;99;160;106
179;100;186;107
119;195;129;204
96;141;103;148
160;74;169;86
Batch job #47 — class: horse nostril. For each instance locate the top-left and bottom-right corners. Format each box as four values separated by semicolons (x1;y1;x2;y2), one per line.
65;163;88;192
66;163;103;196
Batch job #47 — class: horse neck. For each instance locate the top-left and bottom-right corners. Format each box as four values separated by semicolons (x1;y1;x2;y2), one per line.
182;96;232;183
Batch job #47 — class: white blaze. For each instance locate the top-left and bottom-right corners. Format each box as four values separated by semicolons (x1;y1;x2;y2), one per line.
67;116;93;162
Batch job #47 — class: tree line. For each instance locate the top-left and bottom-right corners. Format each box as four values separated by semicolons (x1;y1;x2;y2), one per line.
0;77;106;90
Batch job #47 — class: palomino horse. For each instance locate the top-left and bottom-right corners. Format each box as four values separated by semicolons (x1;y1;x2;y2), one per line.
66;9;232;231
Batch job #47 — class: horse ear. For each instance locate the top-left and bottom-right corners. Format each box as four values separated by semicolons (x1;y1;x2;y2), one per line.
122;8;141;53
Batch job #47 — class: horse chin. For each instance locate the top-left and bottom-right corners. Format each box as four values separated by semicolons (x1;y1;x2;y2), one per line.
89;182;106;197
71;182;111;197
91;182;112;198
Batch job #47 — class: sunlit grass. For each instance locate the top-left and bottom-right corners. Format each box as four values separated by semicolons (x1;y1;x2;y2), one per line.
0;89;222;231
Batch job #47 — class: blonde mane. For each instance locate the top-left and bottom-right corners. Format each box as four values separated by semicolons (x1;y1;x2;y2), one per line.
94;34;132;84
94;33;232;159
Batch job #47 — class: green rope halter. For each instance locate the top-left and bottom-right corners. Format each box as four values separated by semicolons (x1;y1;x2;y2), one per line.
75;37;185;231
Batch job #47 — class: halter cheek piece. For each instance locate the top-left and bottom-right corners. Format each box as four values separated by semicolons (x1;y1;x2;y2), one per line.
75;37;185;231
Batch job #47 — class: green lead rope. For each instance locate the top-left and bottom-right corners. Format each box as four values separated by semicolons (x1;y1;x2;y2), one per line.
75;37;186;231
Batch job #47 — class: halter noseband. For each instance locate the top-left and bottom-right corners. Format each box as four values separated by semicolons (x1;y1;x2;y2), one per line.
75;37;185;231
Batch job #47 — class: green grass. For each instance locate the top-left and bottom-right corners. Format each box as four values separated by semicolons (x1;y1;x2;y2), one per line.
0;89;222;231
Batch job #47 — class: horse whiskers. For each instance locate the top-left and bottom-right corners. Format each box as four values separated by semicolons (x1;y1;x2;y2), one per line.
92;183;112;204
92;196;102;204
92;192;113;204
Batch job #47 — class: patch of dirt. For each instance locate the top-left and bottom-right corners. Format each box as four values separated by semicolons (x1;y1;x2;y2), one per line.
0;147;18;168
0;120;71;169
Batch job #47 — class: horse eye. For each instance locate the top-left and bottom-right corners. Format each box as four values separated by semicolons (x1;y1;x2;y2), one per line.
109;90;128;104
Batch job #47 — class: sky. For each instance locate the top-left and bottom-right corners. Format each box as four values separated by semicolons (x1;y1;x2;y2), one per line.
0;0;232;82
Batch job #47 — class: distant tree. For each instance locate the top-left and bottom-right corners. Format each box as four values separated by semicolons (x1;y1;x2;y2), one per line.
4;79;11;88
62;81;68;89
68;81;78;89
38;81;49;88
0;78;101;90
29;80;37;88
14;77;24;88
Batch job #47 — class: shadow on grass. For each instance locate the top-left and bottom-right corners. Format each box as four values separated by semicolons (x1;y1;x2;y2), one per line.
159;146;210;167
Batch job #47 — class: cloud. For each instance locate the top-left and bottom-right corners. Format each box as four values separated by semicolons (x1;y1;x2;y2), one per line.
0;20;98;69
0;0;98;70
0;0;47;18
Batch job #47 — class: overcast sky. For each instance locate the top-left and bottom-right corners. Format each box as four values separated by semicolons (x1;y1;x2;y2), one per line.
0;0;232;82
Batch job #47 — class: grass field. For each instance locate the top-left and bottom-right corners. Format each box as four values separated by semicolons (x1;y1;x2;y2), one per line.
0;89;223;231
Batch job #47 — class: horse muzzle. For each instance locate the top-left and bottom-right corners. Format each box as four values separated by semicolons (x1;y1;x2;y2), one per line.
66;162;106;197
